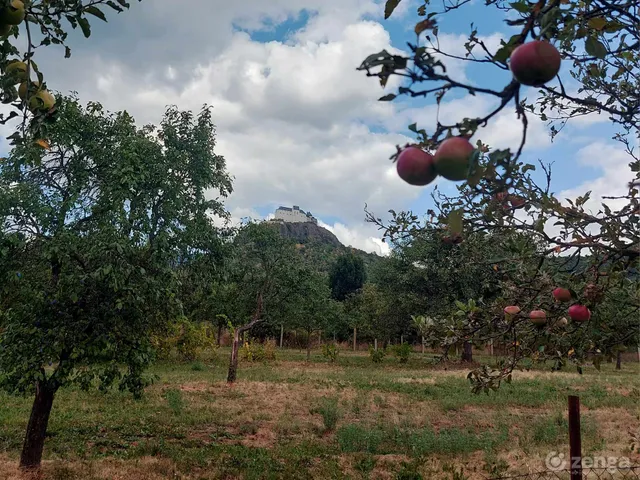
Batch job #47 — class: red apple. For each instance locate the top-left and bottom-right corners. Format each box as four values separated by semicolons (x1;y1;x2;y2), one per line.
433;137;475;181
509;40;561;87
552;287;572;303
396;147;438;186
493;192;509;206
529;310;547;326
508;195;526;209
442;234;463;245
504;305;521;315
568;304;591;323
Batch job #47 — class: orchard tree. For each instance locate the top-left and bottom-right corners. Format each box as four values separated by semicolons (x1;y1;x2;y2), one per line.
360;0;639;390
286;269;340;360
222;222;308;383
0;96;231;468
367;222;516;360
329;250;366;301
0;0;141;145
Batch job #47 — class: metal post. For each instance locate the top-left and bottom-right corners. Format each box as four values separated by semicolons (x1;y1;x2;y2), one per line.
568;395;583;480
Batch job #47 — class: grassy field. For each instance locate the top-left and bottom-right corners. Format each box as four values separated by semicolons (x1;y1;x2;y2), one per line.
1;348;639;480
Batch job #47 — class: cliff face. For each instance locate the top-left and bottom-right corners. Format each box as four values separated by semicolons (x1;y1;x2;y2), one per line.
274;221;342;248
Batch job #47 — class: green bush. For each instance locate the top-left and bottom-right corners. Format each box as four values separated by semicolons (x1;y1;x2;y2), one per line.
240;339;277;362
263;339;277;361
393;343;412;363
337;424;384;453
164;389;184;415
321;343;339;363
191;361;205;371
175;318;216;361
310;396;341;432
369;346;386;363
151;317;217;361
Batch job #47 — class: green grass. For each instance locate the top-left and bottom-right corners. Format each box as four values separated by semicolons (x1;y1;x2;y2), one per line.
1;348;639;479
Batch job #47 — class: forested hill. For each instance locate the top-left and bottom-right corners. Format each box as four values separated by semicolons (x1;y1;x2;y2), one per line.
269;220;384;274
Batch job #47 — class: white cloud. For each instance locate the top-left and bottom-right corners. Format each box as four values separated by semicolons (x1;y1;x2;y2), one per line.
0;0;628;258
318;220;390;255
558;142;635;213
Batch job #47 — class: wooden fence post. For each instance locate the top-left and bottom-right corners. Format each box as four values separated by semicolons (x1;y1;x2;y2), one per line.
279;324;284;348
568;395;583;480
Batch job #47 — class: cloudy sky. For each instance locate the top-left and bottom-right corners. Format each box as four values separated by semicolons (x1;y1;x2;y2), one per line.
0;0;635;255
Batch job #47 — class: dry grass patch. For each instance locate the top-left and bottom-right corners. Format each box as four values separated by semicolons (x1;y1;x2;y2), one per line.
0;456;186;480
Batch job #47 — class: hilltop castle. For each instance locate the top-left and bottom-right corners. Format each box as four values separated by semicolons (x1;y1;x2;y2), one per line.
273;205;318;224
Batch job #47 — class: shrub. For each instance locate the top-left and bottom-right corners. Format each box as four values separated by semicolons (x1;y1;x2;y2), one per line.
337;424;384;453
240;339;277;362
191;361;205;371
263;339;277;361
151;317;217;361
310;396;341;432
175;317;216;361
322;343;339;363
393;343;412;363
240;340;264;362
369;346;386;363
164;389;184;415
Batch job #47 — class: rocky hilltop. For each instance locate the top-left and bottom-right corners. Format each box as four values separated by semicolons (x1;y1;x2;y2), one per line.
269;219;383;274
272;220;342;248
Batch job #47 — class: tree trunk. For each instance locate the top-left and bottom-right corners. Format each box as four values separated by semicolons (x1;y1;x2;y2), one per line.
400;334;404;344
353;327;357;351
217;324;223;346
227;328;242;383
616;350;622;370
461;341;473;362
374;338;378;351
306;330;312;361
421;336;425;355
489;339;494;357
20;381;56;469
279;324;284;348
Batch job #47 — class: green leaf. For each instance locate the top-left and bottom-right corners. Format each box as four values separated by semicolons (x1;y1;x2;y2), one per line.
408;123;418;133
585;37;607;59
116;0;130;7
384;0;402;19
378;94;397;101
78;17;91;38
493;45;513;64
587;17;607;31
84;6;107;22
509;1;530;13
448;209;463;236
106;1;124;12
